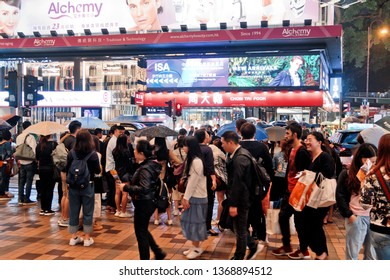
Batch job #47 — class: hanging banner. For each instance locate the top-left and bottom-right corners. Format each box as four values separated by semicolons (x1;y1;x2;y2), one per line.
0;0;320;37
142;90;323;107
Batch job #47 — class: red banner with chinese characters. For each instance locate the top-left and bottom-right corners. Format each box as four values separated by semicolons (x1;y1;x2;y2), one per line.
141;90;323;107
0;26;341;50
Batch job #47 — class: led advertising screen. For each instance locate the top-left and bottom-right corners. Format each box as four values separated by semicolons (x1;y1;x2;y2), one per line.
147;55;321;89
147;58;229;88
228;55;321;87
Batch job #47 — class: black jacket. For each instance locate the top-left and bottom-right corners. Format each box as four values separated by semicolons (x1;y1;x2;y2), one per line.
226;147;255;209
123;159;162;201
336;169;354;218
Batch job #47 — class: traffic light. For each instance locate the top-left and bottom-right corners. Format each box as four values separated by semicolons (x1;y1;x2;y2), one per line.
24;75;44;106
175;103;182;117
165;100;173;117
4;70;18;108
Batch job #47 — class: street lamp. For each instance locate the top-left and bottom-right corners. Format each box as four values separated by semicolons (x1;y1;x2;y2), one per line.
366;19;388;122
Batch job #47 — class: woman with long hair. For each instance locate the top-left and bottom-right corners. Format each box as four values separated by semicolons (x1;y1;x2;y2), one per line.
300;131;335;260
336;143;377;260
36;134;58;215
117;140;166;260
171;136;187;216
360;134;390;260
67;129;100;247
153;137;180;225
113;134;135;218
180;136;208;259
0;0;21;37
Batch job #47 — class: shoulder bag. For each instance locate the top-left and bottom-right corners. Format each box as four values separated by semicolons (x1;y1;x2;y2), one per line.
15;134;35;161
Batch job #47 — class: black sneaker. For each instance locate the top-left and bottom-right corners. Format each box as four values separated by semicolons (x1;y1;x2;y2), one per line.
23;199;37;206
154;251;167;260
246;242;265;260
44;210;55;216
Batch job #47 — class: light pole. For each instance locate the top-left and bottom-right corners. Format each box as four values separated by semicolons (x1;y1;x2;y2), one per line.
366;19;388;122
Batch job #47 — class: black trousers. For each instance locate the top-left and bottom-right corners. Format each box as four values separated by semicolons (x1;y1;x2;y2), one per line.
39;169;55;212
248;196;266;241
133;199;163;260
302;206;329;255
105;171;116;209
279;192;306;251
206;176;214;231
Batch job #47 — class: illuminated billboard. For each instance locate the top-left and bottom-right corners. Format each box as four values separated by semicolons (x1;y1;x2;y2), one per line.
147;54;321;89
0;0;320;37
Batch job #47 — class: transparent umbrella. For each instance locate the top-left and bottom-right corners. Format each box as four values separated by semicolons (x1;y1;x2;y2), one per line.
24;121;68;136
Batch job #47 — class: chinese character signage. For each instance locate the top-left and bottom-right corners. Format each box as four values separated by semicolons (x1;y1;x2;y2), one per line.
142;90;323;107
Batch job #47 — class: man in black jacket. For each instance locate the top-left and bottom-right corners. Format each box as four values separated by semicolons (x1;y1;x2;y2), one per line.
272;122;312;259
222;131;263;260
239;122;273;244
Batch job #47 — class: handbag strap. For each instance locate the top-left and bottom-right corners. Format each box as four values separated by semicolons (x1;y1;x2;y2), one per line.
375;169;390;201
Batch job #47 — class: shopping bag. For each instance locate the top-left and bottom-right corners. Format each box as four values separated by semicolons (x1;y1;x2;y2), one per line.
288;170;316;212
266;207;296;235
307;174;336;208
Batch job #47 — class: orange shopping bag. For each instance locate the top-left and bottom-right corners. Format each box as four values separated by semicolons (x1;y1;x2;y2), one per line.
288;170;316;211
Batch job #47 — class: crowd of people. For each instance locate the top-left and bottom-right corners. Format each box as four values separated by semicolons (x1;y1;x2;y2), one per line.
0;118;389;260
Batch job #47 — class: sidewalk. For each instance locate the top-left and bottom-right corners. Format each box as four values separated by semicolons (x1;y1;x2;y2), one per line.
0;175;348;260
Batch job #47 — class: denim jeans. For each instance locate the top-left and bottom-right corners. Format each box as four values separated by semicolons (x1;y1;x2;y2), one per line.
345;215;376;260
370;230;390;260
68;182;95;234
232;207;256;259
18;162;36;202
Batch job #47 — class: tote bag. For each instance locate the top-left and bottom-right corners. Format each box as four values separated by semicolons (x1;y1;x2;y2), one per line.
266;208;296;235
288;170;317;212
306;174;336;208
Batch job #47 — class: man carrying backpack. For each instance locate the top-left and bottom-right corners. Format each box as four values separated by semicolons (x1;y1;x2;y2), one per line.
221;131;264;260
57;120;82;227
239;122;273;244
16;121;37;205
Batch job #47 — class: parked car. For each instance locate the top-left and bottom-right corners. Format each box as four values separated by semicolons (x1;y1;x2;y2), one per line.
329;130;361;157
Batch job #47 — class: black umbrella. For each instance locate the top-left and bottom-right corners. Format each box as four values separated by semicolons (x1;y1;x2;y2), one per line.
0;119;12;130
5;115;21;127
134;125;178;138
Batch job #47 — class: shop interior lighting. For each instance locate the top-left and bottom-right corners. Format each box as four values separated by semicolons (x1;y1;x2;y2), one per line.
0;33;9;39
304;19;312;26
161;26;169;32
220;22;227;30
200;23;207;30
84;29;92;36
180;25;188;32
261;20;268;28
17;32;26;38
101;28;109;35
33;31;41;37
240;22;247;28
50;30;58;37
119;27;127;34
67;30;75;36
282;20;290;27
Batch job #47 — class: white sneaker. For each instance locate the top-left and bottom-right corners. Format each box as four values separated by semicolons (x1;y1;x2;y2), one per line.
165;219;173;226
173;210;181;216
84;237;94;247
154;219;160;225
114;211;121;217
119;212;132;218
69;236;83;246
183;248;193;256
186;248;203;259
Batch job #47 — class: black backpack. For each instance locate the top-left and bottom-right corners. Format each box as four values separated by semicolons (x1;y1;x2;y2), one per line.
66;150;93;189
240;154;271;200
154;177;170;213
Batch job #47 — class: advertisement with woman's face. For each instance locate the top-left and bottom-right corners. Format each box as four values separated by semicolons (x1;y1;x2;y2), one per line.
127;0;162;31
0;0;21;37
